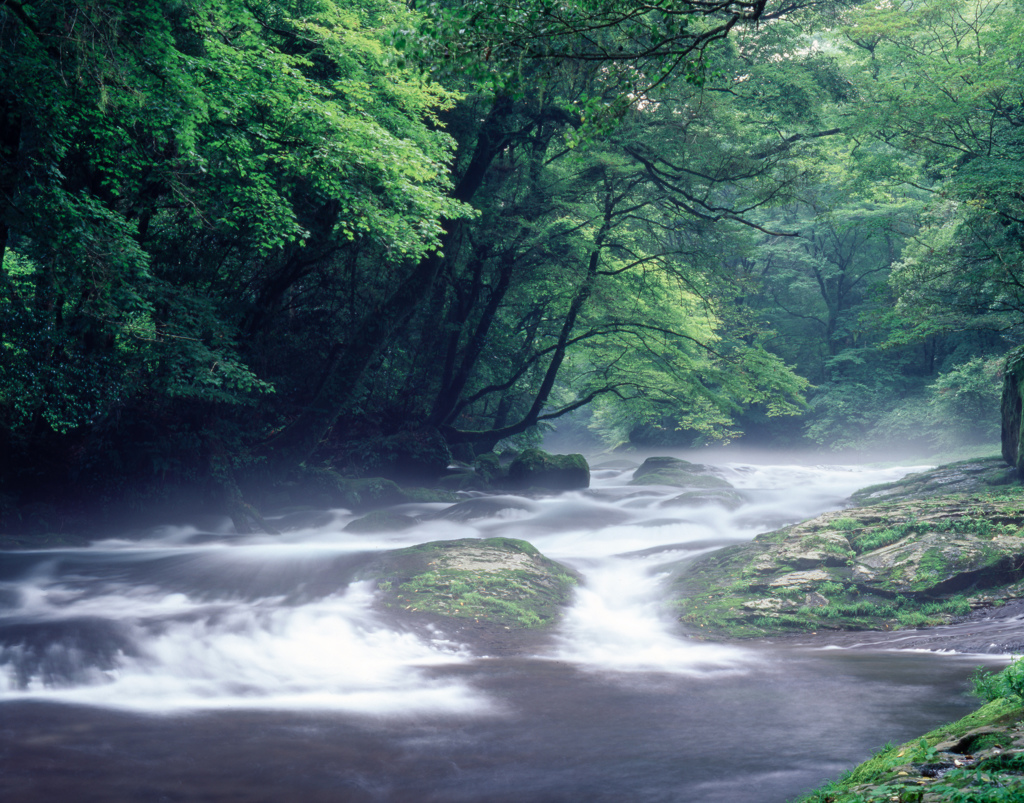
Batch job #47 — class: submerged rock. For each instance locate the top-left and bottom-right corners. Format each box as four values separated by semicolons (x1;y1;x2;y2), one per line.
590;458;640;470
629;456;732;489
362;537;579;628
424;497;534;523
283;468;458;512
661;489;745;511
343;510;418;533
671;486;1024;639
436;468;489;492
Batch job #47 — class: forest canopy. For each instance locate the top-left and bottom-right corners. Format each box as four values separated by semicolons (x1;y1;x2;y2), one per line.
0;0;1019;523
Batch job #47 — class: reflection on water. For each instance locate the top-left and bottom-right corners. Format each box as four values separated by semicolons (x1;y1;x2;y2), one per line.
0;459;1000;801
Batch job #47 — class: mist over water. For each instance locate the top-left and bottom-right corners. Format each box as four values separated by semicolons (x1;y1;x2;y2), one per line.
0;457;998;802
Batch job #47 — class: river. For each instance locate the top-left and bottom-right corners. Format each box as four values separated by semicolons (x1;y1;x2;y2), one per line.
0;459;1009;802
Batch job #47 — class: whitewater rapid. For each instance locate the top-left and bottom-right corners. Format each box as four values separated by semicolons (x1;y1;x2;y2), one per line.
0;460;925;713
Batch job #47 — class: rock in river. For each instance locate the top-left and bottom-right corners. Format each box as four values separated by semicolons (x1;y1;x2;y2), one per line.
629;456;733;489
362;537;579;628
507;449;590;491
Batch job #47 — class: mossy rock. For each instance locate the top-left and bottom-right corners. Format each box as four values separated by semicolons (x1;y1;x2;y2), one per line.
670;484;1024;639
661;490;745;510
362;537;579;628
473;451;506;484
629;456;732;489
395;487;460;504
632;455;692;478
507;449;590;491
850;458;1015;505
854;528;1024;595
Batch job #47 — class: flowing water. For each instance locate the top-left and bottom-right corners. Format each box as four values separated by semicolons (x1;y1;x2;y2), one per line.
0;460;1011;802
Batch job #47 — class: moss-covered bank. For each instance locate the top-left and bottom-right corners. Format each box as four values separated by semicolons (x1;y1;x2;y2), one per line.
797;696;1024;803
672;459;1024;639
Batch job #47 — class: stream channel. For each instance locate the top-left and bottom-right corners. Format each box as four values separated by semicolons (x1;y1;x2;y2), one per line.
0;459;1013;802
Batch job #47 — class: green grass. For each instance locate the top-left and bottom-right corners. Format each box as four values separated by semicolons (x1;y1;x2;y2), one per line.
840;515;1024;557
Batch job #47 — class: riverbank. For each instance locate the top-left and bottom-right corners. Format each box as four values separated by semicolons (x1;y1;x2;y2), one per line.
796;694;1024;802
716;457;1024;803
671;458;1024;642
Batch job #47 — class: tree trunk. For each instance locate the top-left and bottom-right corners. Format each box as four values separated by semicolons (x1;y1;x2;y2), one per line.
262;94;516;467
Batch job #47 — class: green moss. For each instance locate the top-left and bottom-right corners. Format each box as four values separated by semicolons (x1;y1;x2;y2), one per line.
395;567;576;627
852;518;921;554
912;546;950;589
797;699;1024;803
366;537;578;629
672;467;1024;639
508;449;590;490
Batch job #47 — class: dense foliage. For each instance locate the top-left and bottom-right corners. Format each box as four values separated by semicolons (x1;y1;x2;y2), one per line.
0;0;1019;524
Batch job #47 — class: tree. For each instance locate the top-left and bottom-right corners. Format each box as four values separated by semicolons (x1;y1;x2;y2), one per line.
262;0;836;464
839;0;1024;339
0;0;467;502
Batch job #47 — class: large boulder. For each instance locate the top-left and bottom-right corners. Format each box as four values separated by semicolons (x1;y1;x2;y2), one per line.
629;456;732;489
507;449;590;491
661;489;745;511
362;537;579;628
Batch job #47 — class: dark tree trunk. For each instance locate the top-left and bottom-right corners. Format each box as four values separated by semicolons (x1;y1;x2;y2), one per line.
262;94;517;467
0;93;22;282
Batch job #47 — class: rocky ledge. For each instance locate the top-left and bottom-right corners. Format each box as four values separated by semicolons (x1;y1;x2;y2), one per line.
671;458;1024;639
